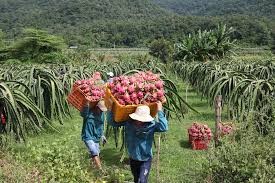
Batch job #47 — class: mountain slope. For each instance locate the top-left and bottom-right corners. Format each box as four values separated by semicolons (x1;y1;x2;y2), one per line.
154;0;275;18
0;0;273;47
0;0;169;28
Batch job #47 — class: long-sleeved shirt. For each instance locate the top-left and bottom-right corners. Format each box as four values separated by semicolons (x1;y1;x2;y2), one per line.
107;111;168;161
81;106;105;143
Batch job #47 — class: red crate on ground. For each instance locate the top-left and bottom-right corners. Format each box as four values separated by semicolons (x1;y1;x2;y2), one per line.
187;122;212;150
191;139;209;150
188;133;193;143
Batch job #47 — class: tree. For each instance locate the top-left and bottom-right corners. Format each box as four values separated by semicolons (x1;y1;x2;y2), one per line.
3;28;67;63
149;38;173;63
271;32;275;54
0;30;10;62
0;30;4;48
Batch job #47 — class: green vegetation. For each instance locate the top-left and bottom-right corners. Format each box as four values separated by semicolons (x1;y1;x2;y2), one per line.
0;60;191;145
0;1;274;47
0;1;274;182
200;125;275;182
154;0;275;18
149;38;173;64
0;85;214;183
173;24;235;62
0;30;4;48
0;29;67;63
272;36;275;54
2;73;273;182
172;57;275;134
8;113;97;182
0;52;274;182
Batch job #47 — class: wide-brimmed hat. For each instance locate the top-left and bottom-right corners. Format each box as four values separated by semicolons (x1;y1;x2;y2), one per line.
96;100;107;112
129;105;154;122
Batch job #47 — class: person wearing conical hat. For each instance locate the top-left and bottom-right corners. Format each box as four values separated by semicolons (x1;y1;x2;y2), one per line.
107;101;168;183
80;100;108;170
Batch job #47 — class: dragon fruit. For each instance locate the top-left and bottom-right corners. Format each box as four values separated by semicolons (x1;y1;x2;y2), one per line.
218;122;234;136
188;122;212;141
108;71;165;105
72;71;105;102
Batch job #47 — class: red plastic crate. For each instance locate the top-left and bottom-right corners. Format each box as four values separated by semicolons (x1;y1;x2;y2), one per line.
191;139;209;150
67;87;97;111
188;133;193;143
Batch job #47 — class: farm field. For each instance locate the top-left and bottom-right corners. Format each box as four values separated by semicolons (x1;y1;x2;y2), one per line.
0;83;215;183
88;48;149;56
0;51;275;182
1;24;275;182
0;0;275;181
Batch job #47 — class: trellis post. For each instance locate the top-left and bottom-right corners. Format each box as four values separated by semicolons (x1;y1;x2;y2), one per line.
214;95;222;147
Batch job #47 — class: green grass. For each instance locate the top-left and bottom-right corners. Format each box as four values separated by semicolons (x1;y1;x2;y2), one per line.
89;48;149;56
232;52;274;62
0;84;219;183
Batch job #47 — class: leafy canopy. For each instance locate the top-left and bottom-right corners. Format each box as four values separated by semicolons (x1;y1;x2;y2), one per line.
0;28;67;63
149;38;173;64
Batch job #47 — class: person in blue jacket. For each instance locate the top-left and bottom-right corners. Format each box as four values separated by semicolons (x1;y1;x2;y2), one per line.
107;101;168;183
81;100;108;170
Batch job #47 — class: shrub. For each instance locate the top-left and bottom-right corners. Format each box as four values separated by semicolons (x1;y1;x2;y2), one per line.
36;52;70;64
149;38;173;64
200;124;275;183
1;28;67;64
11;133;94;182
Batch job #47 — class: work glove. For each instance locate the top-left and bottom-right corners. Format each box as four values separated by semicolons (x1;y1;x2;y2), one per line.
101;135;107;146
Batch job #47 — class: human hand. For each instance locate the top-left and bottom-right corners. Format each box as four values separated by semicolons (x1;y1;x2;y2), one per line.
157;101;163;111
86;96;93;103
161;97;167;103
107;98;114;111
101;135;107;146
141;100;149;105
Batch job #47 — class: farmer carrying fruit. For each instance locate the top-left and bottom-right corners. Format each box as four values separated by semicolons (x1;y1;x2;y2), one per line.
80;100;108;170
107;101;168;183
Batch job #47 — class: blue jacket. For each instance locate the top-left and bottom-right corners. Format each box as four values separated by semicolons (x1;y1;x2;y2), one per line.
107;111;168;161
81;106;105;143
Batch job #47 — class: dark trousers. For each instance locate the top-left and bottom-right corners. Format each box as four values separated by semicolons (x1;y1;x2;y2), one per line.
130;158;152;183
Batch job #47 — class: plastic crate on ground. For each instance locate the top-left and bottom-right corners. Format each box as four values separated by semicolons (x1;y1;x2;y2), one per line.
191;139;209;150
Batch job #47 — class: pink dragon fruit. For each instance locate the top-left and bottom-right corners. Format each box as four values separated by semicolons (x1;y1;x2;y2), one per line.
128;85;135;93
108;71;165;105
71;71;105;102
155;81;164;89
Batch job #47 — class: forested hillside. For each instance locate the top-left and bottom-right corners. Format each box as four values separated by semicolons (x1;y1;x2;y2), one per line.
1;0;170;47
0;0;167;23
0;0;274;47
154;0;275;18
0;0;168;32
